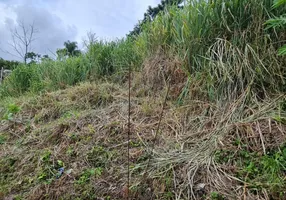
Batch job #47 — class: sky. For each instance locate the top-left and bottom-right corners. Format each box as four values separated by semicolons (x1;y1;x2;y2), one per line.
0;0;160;60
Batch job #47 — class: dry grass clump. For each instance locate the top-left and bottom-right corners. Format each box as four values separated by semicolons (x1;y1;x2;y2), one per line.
141;49;187;99
17;82;116;122
0;81;172;199
141;94;286;200
0;78;285;199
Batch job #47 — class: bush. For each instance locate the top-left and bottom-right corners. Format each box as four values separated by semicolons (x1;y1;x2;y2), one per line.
136;0;286;100
86;38;142;78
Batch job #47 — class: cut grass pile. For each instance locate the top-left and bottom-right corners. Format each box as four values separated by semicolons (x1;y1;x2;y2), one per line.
0;80;285;200
0;0;285;199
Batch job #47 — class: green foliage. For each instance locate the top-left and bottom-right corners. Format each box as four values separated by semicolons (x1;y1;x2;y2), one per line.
0;37;141;97
57;160;64;167
265;16;286;29
278;45;286;55
64;40;81;57
76;168;103;185
87;40;115;76
0;0;285;102
40;151;51;162
25;52;41;64
84;37;142;79
215;144;286;197
128;0;184;37
87;146;111;168
0;135;6;144
136;0;286;100
273;0;286;8
0;58;20;70
56;40;81;60
0;64;41;96
1;103;21;121
56;48;68;60
41;54;52;62
37;150;54;183
265;0;286;55
0;56;91;97
210;192;225;200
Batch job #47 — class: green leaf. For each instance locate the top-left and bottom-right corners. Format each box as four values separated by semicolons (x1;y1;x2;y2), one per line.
57;160;64;167
265;16;286;29
7;103;21;114
278;45;286;56
7;113;14;120
0;135;6;144
273;0;286;8
89;169;95;175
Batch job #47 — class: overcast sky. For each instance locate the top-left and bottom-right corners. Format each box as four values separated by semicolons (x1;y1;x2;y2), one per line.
0;0;160;60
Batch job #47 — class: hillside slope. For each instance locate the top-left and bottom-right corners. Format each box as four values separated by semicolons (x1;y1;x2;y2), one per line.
1;0;286;199
1;78;286;199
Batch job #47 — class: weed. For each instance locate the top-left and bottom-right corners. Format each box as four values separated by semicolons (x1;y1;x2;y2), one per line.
37;151;54;183
216;143;286;197
0;135;6;144
57;160;64;167
0;0;285;199
40;150;51;162
66;146;77;157
130;140;141;147
76;168;103;185
210;192;225;200
87;146;111;168
1;103;21;120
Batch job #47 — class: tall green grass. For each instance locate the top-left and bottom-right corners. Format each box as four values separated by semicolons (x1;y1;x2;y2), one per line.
0;38;142;98
87;38;142;77
0;56;91;97
136;0;286;100
0;0;285;100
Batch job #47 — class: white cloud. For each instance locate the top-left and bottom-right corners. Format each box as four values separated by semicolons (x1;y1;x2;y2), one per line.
0;0;161;60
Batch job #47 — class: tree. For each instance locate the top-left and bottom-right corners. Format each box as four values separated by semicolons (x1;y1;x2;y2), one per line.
0;57;20;70
56;48;68;60
128;0;184;37
7;21;38;64
41;54;52;62
63;40;81;57
56;40;81;60
64;40;81;57
25;52;41;64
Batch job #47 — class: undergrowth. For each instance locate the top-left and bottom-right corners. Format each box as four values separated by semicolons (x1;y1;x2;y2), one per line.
1;0;286;199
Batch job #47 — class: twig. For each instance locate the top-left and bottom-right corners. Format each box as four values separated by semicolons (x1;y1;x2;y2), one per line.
257;122;266;155
142;79;171;182
127;61;131;200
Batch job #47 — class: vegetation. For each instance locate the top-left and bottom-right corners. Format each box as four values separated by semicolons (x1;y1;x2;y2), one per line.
56;40;81;59
0;0;286;199
265;0;286;55
128;0;184;37
0;58;20;70
6;21;38;64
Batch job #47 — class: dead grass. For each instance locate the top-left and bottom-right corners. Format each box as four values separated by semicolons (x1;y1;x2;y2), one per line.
141;48;187;100
0;78;285;200
0;81;171;199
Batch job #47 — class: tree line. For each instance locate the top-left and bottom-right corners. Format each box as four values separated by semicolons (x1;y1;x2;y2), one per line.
1;0;184;70
0;21;82;69
128;0;184;37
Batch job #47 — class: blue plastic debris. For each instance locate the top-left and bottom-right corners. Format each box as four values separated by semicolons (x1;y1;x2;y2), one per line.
56;167;64;179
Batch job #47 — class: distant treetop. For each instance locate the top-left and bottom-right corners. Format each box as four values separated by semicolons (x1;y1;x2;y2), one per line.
128;0;184;37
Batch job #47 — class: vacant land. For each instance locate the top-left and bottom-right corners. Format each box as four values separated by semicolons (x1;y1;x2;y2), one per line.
1;0;286;199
